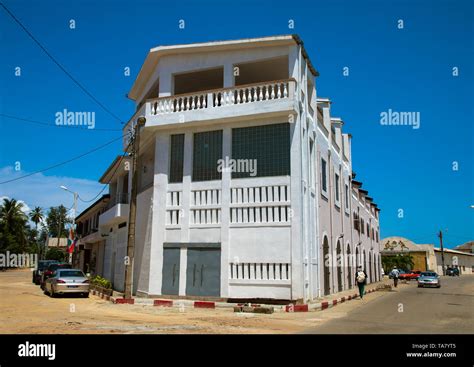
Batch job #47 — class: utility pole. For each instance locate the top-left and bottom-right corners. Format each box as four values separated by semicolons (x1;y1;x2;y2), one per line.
70;192;77;265
124;116;146;299
60;186;78;265
438;230;445;275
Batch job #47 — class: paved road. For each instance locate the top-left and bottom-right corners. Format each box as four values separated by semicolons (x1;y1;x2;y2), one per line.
1;269;473;334
303;275;474;333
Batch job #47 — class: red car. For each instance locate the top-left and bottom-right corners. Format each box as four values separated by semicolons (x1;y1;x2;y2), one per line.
399;270;422;280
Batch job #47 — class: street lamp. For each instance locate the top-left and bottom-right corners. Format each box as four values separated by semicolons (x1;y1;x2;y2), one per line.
60;185;78;264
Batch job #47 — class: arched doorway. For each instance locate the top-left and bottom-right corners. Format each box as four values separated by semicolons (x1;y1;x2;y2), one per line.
337;240;342;292
375;255;378;281
323;236;330;296
379;254;382;280
347;244;352;288
363;250;367;274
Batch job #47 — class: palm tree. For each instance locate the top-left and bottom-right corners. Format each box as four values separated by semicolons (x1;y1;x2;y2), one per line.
0;198;29;252
28;206;44;257
29;206;44;230
46;205;72;238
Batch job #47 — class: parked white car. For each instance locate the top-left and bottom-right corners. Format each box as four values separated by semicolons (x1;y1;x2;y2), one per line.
44;269;90;297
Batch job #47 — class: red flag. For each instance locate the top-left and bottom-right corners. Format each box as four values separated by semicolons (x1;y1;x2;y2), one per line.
67;228;76;254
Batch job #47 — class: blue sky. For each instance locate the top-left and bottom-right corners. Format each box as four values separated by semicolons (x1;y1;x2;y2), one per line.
0;0;472;247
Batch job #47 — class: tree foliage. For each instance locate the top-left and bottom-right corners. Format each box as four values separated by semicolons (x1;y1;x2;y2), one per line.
0;198;29;253
46;205;72;238
382;253;415;273
29;206;44;229
0;199;70;260
45;247;67;262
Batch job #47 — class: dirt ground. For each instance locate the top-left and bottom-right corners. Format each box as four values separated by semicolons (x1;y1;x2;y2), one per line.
0;268;389;334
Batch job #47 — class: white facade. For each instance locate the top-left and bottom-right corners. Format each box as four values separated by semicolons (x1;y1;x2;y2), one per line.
98;35;381;302
434;248;474;275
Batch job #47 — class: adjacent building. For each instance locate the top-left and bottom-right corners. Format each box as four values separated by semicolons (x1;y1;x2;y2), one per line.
380;236;437;272
75;35;382;302
45;237;68;250
433;247;474;275
381;236;474;275
73;194;110;275
454;241;474;254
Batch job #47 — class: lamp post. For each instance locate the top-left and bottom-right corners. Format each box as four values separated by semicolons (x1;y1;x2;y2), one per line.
60;185;78;264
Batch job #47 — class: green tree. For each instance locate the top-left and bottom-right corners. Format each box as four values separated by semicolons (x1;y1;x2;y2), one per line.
29;206;44;230
382;253;415;273
46;205;72;238
38;228;49;260
0;198;29;252
45;247;66;262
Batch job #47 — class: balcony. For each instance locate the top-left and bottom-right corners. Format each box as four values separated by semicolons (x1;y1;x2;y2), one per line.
143;79;297;128
99;193;129;228
77;229;102;247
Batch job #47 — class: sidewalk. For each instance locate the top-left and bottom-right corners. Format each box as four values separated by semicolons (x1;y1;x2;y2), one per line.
92;277;397;314
315;277;395;303
299;277;395;312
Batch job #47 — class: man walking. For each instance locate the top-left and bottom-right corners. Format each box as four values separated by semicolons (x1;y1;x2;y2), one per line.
355;266;368;299
390;266;400;288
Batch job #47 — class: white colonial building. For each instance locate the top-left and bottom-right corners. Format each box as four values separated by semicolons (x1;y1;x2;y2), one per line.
79;35;381;302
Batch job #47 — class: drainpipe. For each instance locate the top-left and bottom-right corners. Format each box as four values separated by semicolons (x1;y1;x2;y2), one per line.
349;176;355;286
339;164;344;290
315;149;322;298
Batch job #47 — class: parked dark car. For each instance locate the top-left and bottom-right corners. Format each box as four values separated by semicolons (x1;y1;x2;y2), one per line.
446;267;460;276
32;260;58;285
40;262;72;289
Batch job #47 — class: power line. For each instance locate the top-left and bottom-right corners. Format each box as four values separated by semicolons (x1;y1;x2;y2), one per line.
77;128;134;203
0;1;124;124
0;113;122;131
0;135;124;185
78;151;129;203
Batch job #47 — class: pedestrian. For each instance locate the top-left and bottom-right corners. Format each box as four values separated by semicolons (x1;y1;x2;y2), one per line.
390;266;400;288
355;266;367;299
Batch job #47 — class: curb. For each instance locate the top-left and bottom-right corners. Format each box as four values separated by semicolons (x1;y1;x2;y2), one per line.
96;285;388;313
91;289;111;301
286;287;382;313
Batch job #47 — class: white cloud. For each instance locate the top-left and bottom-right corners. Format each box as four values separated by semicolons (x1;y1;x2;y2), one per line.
0;166;106;221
